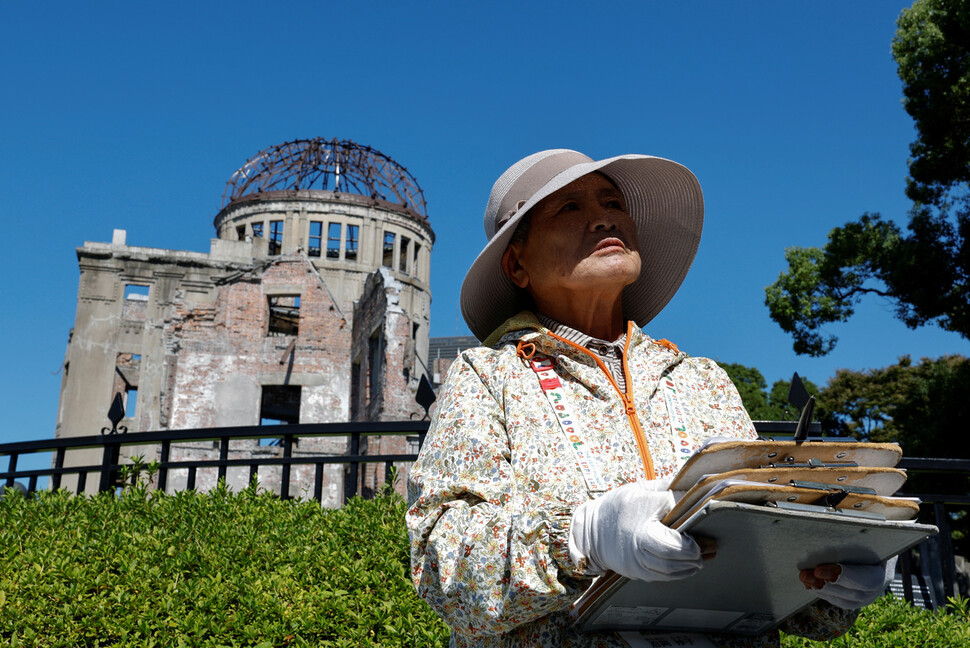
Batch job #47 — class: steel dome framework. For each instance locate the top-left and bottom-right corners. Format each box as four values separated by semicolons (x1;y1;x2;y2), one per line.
222;138;427;219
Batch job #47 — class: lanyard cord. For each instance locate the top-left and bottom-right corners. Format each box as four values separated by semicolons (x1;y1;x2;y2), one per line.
519;339;696;489
660;371;695;467
527;355;610;494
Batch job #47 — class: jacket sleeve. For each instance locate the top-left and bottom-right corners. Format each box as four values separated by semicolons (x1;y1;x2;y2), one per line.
684;357;759;443
406;353;590;639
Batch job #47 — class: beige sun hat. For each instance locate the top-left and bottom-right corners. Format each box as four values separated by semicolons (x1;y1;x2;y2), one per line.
460;149;705;342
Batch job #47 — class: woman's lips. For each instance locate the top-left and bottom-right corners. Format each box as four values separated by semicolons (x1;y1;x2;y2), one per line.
593;237;627;253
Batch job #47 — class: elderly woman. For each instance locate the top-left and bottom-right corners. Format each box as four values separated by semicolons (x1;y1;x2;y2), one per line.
406;150;887;648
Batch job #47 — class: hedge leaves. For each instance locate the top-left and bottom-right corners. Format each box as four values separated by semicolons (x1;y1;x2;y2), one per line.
0;485;449;647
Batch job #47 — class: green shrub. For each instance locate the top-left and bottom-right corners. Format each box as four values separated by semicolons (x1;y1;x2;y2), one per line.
781;594;970;647
0;484;450;647
2;484;967;646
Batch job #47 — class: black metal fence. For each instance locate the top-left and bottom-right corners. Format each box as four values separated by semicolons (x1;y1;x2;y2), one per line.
1;421;967;607
0;420;428;503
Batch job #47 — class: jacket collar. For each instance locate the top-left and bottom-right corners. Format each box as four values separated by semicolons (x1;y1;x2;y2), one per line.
483;310;547;346
485;311;691;403
485;310;657;355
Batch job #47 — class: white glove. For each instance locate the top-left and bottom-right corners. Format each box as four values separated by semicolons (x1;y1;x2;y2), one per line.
811;557;897;609
569;480;705;582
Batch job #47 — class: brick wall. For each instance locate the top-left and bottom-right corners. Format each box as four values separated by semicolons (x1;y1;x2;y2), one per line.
163;256;354;505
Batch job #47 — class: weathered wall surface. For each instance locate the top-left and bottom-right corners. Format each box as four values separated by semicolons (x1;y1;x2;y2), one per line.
163;256;352;505
350;268;423;497
58;182;434;502
166;256;350;428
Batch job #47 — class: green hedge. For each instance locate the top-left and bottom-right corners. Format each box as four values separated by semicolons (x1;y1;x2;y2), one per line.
1;485;967;647
0;484;449;647
782;595;969;647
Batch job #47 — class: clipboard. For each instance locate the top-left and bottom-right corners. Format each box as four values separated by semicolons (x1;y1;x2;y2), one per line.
669;441;903;491
675;466;907;497
664;482;920;529
572;500;937;636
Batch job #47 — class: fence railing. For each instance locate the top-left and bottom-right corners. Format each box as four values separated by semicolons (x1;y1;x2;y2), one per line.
1;421;967;606
0;421;428;503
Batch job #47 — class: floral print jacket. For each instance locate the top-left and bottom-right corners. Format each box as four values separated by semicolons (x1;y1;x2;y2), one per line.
407;313;857;647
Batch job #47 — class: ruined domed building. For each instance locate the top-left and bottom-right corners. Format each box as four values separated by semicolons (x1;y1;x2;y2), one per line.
55;139;434;504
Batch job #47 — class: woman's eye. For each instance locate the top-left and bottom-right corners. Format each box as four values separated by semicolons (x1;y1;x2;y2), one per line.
606;198;625;210
559;201;580;212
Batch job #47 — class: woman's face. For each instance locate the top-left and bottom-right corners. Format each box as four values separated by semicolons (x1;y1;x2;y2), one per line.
503;173;641;303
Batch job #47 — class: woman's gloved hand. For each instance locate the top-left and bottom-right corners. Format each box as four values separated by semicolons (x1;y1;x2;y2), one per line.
568;480;707;582
799;557;897;609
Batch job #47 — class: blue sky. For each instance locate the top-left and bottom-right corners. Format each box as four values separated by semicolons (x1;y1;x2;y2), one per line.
2;2;967;465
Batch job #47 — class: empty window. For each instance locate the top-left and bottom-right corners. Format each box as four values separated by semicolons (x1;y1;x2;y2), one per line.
345;224;359;261
368;330;383;403
351;359;361;420
413;243;421;276
327;223;341;259
267;295;301;336
260;385;301;425
399;237;410;273
251;222;264;238
382;232;395;267
126;387;138;418
122;285;149;320
269;220;283;255
236;225;247;241
113;353;140;420
308;221;322;257
124;284;149;301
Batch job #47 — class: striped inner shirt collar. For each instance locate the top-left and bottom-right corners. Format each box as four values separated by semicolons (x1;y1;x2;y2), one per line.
536;313;628;393
536;313;627;350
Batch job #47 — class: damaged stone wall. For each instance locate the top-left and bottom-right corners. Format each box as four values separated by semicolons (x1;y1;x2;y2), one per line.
350;267;422;496
163;255;352;506
58;182;433;504
56;233;239;491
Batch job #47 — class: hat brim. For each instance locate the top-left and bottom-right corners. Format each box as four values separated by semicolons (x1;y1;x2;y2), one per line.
460;154;704;342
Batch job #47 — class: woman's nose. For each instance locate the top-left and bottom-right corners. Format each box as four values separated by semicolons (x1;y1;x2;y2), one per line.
590;213;618;231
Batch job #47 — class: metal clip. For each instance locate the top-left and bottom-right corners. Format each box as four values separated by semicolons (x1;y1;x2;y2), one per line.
789;480;876;509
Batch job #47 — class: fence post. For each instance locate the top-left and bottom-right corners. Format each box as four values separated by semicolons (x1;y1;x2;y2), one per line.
98;440;120;493
901;550;915;604
218;437;229;483
934;503;957;600
5;453;17;488
158;441;170;493
344;430;360;505
314;463;324;503
52;448;65;490
281;434;293;499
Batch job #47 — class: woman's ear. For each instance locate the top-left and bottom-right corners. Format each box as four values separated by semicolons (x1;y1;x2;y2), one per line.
501;244;530;289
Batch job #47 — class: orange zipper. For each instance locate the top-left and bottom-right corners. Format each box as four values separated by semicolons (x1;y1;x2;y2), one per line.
547;324;656;480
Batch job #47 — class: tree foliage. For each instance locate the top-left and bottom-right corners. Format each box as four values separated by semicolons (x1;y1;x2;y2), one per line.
720;362;819;422
724;355;970;553
723;354;970;455
817;354;970;554
820;354;970;457
893;0;970;206
766;0;970;356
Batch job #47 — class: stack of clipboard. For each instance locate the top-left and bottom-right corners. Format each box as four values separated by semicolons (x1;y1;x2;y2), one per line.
571;438;938;637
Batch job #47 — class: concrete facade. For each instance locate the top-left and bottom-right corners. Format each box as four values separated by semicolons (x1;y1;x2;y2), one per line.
55;143;434;503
